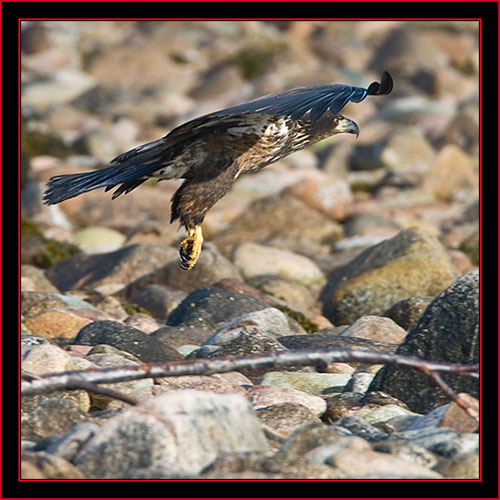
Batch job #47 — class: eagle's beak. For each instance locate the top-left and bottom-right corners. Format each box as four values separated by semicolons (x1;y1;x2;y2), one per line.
336;117;359;138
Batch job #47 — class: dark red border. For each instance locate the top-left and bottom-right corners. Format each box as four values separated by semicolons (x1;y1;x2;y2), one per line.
11;6;490;500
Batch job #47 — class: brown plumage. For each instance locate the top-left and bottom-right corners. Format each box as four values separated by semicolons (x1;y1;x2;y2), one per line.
44;71;393;269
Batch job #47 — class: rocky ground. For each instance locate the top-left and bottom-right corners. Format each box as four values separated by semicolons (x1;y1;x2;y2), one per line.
21;20;479;479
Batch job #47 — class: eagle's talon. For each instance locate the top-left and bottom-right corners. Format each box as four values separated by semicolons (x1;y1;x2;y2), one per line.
178;226;203;270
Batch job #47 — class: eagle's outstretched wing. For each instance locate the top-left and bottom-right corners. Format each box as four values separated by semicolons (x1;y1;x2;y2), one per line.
198;70;393;123
44;72;393;205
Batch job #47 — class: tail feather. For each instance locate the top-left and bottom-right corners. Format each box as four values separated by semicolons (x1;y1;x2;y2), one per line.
43;163;159;205
43;137;169;205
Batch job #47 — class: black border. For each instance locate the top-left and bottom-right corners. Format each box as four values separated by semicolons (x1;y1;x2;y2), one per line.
7;2;498;499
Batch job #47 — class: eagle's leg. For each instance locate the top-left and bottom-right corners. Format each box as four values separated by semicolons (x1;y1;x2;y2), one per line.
179;225;203;270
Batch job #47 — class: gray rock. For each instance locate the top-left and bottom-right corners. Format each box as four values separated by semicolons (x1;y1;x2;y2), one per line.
372;439;439;469
75;320;183;362
278;333;399;353
21;450;85;479
73;390;270;478
151;325;212;350
129;284;187;319
305;435;442;478
259;372;351;396
195;321;289;382
233;242;326;287
276;422;351;459
256;403;322;437
167;286;271;331
201;451;342;479
21;398;93;442
338;315;407;344
321;227;458;324
247;274;316;312
126;242;242;295
369;270;479;413
21;265;60;293
212;193;342;254
389;428;479;458
45;243;177;292
45;423;101;462
382;295;434;330
334;415;388;442
205;308;294;344
433;451;479;479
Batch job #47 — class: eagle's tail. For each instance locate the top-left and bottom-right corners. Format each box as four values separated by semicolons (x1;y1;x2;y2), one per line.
43;138;166;205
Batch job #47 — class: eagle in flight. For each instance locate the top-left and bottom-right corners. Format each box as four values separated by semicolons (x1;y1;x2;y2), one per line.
44;71;393;270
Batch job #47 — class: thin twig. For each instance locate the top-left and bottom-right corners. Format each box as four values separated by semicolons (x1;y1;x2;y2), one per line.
21;348;479;410
423;368;479;423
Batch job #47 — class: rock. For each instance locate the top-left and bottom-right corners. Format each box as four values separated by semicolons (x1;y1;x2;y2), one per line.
370;27;451;78
438;394;479;433
369;270;479;413
205;308;295;343
201;451;341;479
21;265;60;293
21;291;77;318
323;393;363;422
381;295;434;330
21;398;93;442
22;343;75;374
372;440;439;469
233;242;326;287
335;415;388;442
433;451;479;479
22;69;96;111
246;275;316;312
284;171;353;220
389;427;479;459
73;390;270;478
321;227;459;324
20;336;50;347
45;422;101;462
127;243;242;295
256;403;321;437
342;372;375;394
246;385;327;417
123;313;163;334
154;372;252;396
423;144;478;202
379;130;436;185
74;226;126;254
87;40;192;93
21;451;84;479
405;395;479;434
23;309;91;339
258;372;351;396
45;243;177;293
343;213;401;238
195;327;288;383
276;422;349;459
152;325;212;351
277;333;399;354
166;286;272;332
129;284;187;320
74;320;183;362
305;435;442;479
338;315;407;344
355;404;417;427
84;352;154;409
212;193;342;254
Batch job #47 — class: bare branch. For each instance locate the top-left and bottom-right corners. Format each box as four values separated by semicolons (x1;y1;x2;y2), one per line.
21;348;479;410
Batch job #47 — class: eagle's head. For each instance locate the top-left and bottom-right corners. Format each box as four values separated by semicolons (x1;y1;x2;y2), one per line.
332;115;360;138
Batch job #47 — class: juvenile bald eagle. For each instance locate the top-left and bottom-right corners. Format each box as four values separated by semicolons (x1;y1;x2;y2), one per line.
44;71;393;270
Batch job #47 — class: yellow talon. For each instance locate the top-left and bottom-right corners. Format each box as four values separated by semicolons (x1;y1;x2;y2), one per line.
179;225;204;270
